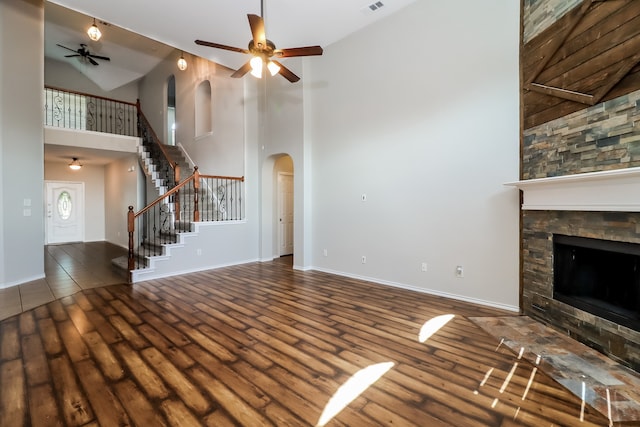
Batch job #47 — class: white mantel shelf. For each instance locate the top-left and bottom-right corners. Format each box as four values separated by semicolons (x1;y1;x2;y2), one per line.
504;167;640;212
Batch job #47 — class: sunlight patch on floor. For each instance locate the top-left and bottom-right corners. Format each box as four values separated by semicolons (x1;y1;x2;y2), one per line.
316;362;395;427
418;314;455;343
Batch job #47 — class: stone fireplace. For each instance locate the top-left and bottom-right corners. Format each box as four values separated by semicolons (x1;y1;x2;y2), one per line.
518;0;640;374
508;168;640;372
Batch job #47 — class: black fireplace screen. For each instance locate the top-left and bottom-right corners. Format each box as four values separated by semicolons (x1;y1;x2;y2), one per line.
553;234;640;332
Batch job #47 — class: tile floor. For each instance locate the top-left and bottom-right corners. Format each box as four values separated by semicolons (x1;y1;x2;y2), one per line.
0;242;127;321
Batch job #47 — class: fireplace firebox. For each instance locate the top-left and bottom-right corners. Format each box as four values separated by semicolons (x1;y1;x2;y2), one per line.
553;234;640;332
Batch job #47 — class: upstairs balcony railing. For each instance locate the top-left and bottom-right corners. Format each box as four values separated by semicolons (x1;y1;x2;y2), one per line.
44;86;138;136
44;86;179;191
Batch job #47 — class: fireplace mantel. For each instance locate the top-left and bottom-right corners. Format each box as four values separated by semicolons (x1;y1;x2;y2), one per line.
505;167;640;212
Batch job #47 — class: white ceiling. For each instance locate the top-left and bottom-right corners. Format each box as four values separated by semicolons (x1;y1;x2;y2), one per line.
45;144;134;167
46;0;418;86
43;0;418;167
45;2;176;92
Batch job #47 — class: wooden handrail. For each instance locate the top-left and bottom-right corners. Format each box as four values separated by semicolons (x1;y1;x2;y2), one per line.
127;165;245;278
134;169;199;219
45;85;137;106
131;168;245;219
199;174;245;181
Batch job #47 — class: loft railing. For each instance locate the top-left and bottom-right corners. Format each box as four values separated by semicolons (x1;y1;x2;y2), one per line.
44;86;180;192
127;167;245;280
44;86;138;136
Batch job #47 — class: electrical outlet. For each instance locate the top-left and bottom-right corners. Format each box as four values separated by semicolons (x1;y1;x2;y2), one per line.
421;262;428;272
197;249;202;256
362;256;367;264
455;265;464;278
323;249;328;257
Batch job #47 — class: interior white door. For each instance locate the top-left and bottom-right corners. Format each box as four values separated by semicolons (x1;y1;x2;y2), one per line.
278;173;294;256
45;181;85;244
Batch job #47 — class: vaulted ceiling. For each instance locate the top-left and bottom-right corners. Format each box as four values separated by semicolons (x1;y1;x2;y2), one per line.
45;2;176;92
46;0;418;91
523;0;640;129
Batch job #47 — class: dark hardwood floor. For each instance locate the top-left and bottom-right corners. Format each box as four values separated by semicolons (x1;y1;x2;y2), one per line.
0;249;611;426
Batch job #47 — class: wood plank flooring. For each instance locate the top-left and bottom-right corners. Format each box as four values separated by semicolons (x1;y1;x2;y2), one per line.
0;257;612;426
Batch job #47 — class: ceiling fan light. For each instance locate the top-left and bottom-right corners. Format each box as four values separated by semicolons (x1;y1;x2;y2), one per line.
267;61;280;76
69;158;82;170
87;19;102;41
177;52;188;71
250;56;263;78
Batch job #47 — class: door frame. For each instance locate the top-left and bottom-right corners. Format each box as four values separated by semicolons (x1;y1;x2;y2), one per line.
44;180;85;244
277;171;294;256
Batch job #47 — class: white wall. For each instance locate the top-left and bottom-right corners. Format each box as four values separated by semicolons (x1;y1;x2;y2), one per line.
138;53;245;177
136;51;261;275
306;0;521;309
0;0;45;288
260;69;309;266
44;162;106;242
105;155;140;248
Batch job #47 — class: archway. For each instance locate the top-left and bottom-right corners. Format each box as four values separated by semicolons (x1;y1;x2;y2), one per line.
261;153;294;263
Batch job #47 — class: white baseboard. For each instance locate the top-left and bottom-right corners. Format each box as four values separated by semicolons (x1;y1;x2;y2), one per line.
311;266;520;313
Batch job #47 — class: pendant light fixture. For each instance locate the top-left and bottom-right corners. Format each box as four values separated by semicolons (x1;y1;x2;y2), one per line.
177;51;188;71
87;18;102;42
69;158;82;170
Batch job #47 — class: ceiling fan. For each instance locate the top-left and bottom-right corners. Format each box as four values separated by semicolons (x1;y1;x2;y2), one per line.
195;4;322;83
57;43;111;66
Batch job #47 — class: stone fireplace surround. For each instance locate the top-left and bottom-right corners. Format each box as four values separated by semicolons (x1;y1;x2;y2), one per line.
507;168;640;372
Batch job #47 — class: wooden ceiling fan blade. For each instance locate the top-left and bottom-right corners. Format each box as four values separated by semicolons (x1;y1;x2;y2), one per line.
230;60;253;78
195;39;249;54
271;60;300;83
274;46;323;58
248;14;266;47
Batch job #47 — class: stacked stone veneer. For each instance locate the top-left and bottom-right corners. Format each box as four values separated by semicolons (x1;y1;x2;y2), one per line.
523;211;640;371
523;90;640;179
523;91;640;372
521;1;640;372
522;0;582;43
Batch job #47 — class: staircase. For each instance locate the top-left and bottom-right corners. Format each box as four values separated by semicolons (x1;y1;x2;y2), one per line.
111;106;244;283
138;143;191;195
112;143;193;275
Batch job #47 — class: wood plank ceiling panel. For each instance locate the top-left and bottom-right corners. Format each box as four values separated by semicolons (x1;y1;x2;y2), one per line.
523;0;640;129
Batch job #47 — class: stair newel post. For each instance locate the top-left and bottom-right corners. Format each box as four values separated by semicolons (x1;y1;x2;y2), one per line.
127;206;135;280
193;166;200;222
174;162;181;222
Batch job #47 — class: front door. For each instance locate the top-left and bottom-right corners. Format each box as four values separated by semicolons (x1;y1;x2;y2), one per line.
278;172;294;256
45;181;85;244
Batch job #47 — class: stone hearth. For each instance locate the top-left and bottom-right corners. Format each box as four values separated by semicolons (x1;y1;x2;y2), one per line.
472;316;640;423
